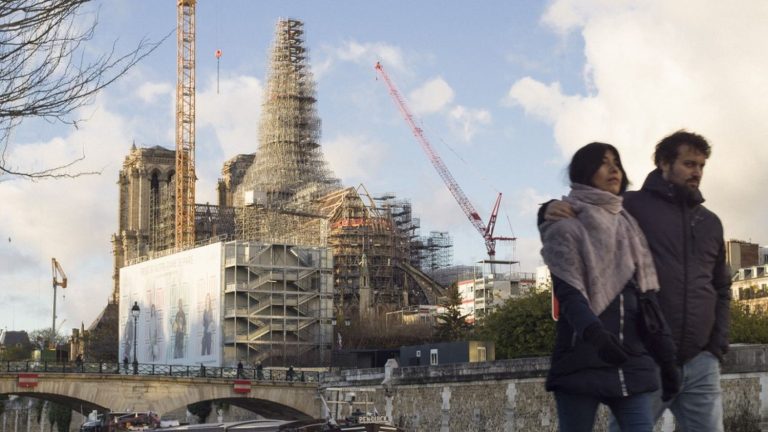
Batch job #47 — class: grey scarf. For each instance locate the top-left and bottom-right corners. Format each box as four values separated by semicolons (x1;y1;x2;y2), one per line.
541;184;659;315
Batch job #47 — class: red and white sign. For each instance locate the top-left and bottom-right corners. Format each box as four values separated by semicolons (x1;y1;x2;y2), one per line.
232;379;251;394
18;373;39;388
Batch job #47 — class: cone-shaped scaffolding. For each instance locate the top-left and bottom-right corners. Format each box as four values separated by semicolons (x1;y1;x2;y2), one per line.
237;19;339;208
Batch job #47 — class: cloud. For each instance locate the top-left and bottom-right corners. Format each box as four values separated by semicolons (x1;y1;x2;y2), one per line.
197;74;264;158
515;187;551;217
338;40;405;70
409;77;454;115
317;40;406;79
505;78;571;122
137;82;173;104
323;134;389;185
400;76;489;144
448;105;492;142
0;97;130;331
541;0;634;35
512;0;768;246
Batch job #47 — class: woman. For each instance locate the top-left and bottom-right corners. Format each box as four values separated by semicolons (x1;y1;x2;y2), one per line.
540;142;679;431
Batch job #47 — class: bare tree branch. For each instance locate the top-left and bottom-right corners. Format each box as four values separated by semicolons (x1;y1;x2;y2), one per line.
0;0;170;180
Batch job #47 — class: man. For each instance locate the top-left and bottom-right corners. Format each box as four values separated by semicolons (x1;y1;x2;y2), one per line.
256;362;264;380
541;130;731;431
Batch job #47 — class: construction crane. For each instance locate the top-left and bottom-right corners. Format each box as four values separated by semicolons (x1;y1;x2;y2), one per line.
374;62;515;261
175;0;197;248
51;258;67;346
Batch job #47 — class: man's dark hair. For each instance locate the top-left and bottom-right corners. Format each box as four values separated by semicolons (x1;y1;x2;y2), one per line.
568;142;629;194
654;130;711;167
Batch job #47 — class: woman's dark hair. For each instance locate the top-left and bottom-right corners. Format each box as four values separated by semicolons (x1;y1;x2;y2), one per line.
568;142;629;193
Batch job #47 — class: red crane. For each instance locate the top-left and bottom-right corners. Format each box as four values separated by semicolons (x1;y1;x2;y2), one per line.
374;62;515;260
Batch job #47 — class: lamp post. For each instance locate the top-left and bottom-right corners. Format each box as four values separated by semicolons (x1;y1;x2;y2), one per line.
131;301;140;375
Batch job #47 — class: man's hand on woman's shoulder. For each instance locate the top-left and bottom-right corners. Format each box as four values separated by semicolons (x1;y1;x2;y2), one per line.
537;199;577;226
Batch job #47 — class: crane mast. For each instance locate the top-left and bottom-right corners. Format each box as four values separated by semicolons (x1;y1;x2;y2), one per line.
374;62;515;259
51;258;67;347
175;0;196;248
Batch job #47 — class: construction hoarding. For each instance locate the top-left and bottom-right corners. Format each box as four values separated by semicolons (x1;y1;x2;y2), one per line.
119;242;222;366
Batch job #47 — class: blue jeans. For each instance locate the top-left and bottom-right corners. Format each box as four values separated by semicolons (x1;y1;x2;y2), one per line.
609;351;724;431
555;391;654;432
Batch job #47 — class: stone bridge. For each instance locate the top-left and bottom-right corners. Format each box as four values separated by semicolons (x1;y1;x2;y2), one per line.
0;372;321;420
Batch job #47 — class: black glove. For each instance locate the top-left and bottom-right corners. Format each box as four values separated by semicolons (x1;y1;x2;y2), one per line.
583;323;629;365
660;362;681;402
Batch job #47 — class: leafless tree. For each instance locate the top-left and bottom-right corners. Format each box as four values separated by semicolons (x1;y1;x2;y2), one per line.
0;0;167;180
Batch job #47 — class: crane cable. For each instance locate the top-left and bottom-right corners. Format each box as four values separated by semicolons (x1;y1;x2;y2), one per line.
215;1;222;94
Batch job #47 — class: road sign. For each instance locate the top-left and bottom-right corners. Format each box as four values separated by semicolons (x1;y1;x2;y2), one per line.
18;373;39;388
232;379;251;394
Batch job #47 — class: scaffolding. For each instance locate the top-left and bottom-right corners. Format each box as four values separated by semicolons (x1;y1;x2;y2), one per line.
235;19;340;208
222;241;333;366
112;19;455;364
218;154;255;208
149;171;176;252
417;231;453;272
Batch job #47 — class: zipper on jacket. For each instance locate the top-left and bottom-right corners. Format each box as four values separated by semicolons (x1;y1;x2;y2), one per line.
618;367;629;397
681;202;690;361
619;294;625;344
617;293;628;396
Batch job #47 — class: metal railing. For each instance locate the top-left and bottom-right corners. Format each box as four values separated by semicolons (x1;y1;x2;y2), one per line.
0;361;320;382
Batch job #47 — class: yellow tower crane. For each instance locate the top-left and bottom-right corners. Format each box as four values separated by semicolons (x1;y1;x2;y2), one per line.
175;0;196;248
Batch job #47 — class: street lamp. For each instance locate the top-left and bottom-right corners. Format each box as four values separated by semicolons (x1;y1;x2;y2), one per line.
131;302;140;375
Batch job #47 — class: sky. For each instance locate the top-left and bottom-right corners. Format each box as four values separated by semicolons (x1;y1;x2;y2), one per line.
1;0;766;333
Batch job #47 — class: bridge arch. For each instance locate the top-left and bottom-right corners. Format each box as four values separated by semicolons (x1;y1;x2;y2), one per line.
0;392;108;416
167;397;311;421
0;374;320;419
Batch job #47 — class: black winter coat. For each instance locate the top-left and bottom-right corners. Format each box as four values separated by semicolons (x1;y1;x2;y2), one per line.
546;276;673;397
623;170;731;364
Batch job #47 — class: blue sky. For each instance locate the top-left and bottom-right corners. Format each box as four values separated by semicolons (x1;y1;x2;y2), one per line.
1;0;766;333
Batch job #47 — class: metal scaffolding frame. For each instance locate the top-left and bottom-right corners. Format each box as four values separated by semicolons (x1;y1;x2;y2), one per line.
112;19;456;366
222;241;333;366
235;19;339;209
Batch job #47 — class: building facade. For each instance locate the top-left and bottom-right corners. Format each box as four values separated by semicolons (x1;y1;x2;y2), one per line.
458;268;536;322
731;264;768;310
726;239;760;274
119;240;333;367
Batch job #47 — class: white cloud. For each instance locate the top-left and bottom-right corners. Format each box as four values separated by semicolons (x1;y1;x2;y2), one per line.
409;77;454;115
323;134;389;185
448;105;491;142
337;40;405;71
137;82;173;104
0;97;130;331
197;74;263;158
541;0;636;35
516;187;551;217
514;0;768;246
506;77;571;122
318;40;406;78
509;236;547;269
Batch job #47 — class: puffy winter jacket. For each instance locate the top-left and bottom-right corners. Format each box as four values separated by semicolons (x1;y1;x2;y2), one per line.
623;169;731;364
546;276;672;397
